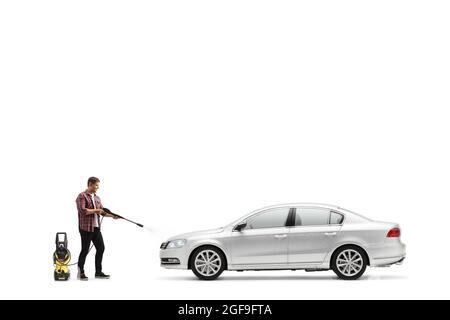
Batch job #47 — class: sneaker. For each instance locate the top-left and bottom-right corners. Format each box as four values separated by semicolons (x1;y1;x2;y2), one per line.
95;272;110;279
77;272;88;281
77;267;88;281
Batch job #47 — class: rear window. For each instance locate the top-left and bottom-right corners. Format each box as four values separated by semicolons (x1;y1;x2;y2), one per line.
338;207;372;221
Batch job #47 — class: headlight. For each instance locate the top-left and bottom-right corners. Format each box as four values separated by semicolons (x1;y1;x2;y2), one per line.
166;239;186;249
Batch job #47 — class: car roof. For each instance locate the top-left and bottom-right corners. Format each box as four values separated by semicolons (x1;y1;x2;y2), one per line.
254;203;343;211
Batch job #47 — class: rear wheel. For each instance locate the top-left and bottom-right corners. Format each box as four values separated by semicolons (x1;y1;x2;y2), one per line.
190;246;225;280
332;246;367;280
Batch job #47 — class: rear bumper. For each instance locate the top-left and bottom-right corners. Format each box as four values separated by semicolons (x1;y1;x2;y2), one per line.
372;255;405;267
369;242;406;267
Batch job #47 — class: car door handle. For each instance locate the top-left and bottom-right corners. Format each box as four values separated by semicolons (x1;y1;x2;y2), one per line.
324;232;337;236
274;234;287;239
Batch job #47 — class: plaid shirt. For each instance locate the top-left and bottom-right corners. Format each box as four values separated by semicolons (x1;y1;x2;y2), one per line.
76;190;104;232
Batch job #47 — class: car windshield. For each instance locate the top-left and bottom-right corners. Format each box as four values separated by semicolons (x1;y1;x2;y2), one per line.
225;209;263;228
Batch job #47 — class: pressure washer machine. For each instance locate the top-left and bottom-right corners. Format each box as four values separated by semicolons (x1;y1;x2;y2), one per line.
53;232;71;281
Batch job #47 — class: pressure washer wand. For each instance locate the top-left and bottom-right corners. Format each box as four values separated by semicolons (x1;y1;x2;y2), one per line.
102;208;143;228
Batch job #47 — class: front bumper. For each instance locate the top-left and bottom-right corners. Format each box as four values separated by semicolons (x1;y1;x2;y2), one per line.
159;247;189;269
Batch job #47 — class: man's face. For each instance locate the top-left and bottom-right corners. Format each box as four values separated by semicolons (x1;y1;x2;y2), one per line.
88;182;100;194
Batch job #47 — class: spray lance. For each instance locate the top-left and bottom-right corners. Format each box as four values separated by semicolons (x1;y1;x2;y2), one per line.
101;208;143;228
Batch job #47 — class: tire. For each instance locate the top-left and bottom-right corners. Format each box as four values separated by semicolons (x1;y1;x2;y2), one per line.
331;245;368;280
190;246;226;280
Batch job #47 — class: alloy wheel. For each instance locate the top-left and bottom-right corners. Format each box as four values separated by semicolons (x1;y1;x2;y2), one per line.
336;249;363;277
194;249;222;277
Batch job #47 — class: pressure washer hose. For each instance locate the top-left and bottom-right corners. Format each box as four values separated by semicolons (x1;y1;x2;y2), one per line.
64;215;105;266
61;210;143;267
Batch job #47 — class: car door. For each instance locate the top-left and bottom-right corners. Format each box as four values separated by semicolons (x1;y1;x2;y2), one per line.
229;207;291;267
288;207;343;265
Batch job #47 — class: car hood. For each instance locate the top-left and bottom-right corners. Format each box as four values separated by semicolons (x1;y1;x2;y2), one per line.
167;227;225;241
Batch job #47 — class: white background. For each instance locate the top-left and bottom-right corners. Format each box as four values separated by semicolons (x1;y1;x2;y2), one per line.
1;0;449;299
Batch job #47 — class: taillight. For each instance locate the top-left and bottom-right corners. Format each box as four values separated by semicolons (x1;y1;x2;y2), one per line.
387;228;401;237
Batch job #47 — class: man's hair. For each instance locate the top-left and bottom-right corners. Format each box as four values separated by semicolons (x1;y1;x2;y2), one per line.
87;177;100;186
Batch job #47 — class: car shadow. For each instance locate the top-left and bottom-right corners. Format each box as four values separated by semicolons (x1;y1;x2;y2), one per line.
159;274;408;281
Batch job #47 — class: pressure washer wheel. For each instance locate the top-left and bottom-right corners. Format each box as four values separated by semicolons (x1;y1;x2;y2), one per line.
54;270;70;281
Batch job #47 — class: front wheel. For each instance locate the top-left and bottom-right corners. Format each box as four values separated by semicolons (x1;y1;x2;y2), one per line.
190;246;225;280
332;246;367;280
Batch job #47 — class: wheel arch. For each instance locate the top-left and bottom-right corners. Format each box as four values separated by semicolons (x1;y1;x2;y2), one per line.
188;244;229;270
330;243;371;267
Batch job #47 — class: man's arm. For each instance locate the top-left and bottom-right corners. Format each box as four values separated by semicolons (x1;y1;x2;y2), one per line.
86;208;103;215
76;194;104;215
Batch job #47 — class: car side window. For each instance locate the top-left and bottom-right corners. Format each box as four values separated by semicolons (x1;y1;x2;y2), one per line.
245;207;290;230
330;211;344;224
295;208;330;226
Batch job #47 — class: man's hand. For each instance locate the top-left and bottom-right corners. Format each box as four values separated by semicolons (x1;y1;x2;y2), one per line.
97;209;106;216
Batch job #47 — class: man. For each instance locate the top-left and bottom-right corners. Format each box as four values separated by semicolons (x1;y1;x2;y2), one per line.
75;177;118;281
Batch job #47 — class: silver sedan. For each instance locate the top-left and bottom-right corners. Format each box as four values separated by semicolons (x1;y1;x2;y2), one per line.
160;203;406;280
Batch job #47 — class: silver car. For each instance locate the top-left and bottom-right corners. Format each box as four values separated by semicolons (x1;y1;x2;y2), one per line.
160;203;406;280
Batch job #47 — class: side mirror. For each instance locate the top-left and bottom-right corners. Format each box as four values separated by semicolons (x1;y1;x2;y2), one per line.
234;221;247;232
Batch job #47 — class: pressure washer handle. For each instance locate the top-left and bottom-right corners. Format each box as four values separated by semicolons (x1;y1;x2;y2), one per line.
102;208;123;219
55;232;68;248
102;208;116;216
